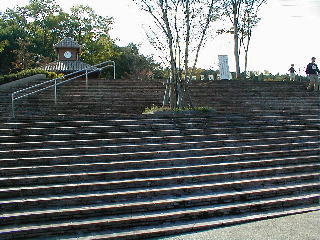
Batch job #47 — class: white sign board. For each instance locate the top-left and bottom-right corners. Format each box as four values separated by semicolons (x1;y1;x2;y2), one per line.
218;55;231;80
200;75;205;81
208;75;214;81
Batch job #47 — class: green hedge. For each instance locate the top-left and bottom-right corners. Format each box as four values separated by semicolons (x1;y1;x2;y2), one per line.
0;69;58;85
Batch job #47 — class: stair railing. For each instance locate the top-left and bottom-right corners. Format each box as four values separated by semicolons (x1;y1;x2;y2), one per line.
11;60;115;118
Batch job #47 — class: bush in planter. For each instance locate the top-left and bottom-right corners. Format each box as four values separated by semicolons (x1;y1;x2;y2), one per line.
143;105;213;114
46;72;58;79
0;69;51;85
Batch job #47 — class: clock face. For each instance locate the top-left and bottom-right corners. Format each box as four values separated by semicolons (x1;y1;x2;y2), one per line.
64;51;72;59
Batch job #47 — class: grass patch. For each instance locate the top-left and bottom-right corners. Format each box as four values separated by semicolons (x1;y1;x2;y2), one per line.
143;105;213;114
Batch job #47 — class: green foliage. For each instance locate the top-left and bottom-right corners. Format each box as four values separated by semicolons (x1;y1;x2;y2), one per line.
143;105;171;114
12;39;38;71
114;43;165;80
262;74;309;82
0;69;50;85
0;0;161;80
0;40;8;53
69;5;113;44
143;105;213;114
0;0;68;72
82;39;165;80
0;0;113;74
46;72;58;79
46;72;64;79
241;72;309;82
189;68;219;81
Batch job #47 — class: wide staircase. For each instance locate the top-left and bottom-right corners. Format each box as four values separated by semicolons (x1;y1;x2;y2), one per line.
0;78;319;239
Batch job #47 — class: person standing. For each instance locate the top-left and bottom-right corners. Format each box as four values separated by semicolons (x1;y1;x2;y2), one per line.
288;64;296;81
306;57;320;91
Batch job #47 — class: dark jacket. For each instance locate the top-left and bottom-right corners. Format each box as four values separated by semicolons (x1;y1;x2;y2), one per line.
306;63;320;75
288;67;296;73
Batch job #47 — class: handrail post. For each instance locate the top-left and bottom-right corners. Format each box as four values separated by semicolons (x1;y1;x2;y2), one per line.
86;70;88;87
11;93;15;118
54;79;57;104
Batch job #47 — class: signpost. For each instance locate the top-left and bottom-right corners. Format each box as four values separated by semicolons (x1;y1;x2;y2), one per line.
218;55;231;80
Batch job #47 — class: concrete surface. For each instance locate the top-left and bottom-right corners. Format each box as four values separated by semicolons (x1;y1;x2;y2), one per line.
158;211;320;240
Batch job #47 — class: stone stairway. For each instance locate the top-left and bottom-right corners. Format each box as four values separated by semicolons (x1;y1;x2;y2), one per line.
0;78;319;239
0;78;319;117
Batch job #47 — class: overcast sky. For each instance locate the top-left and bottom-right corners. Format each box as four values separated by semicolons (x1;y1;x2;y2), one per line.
1;0;319;75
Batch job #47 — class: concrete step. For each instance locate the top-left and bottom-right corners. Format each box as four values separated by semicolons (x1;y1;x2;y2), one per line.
0;170;318;200
1;120;318;139
0;132;318;151
1;133;319;158
0;78;319;240
2;113;319;126
0;113;317;124
8;108;319;118
1;160;319;187
10;89;317;96
1;155;318;178
1;119;319;137
1;174;318;213
1;183;319;227
1;139;318;161
0;194;318;240
1;146;318;168
53;206;320;240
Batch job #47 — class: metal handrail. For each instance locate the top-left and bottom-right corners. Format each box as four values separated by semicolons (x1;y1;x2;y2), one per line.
11;60;115;117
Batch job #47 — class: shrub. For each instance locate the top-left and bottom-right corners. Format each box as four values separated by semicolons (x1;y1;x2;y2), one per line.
46;72;58;79
0;69;53;85
143;105;213;114
143;105;171;114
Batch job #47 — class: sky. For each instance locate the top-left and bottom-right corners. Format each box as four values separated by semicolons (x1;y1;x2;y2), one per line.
1;0;319;75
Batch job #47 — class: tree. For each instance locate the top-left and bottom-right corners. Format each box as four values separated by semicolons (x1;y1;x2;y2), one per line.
0;12;28;74
133;0;219;109
239;0;266;75
118;43;163;80
19;0;66;59
0;1;114;74
0;17;8;54
68;5;113;44
221;0;267;79
221;0;243;79
0;0;159;80
0;40;8;53
0;0;68;72
12;38;37;71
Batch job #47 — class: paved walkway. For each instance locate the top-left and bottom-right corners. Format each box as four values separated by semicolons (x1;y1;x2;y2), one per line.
158;211;320;240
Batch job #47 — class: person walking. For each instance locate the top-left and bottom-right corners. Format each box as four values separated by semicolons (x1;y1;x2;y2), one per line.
306;57;320;91
288;64;296;81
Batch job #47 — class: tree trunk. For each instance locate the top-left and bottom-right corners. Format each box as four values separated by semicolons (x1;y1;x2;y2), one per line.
161;0;178;109
233;4;241;79
180;0;191;108
244;30;251;77
244;50;248;77
169;59;177;109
